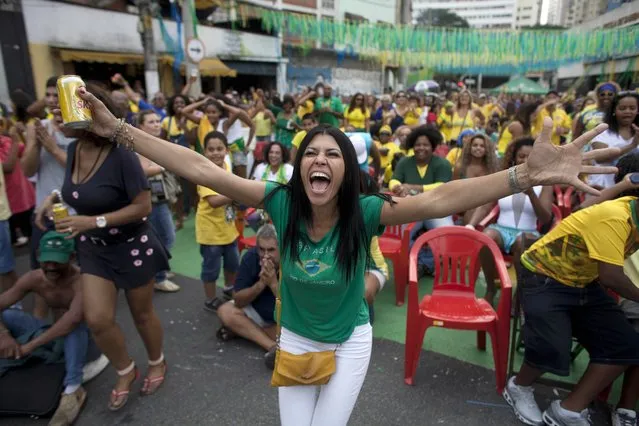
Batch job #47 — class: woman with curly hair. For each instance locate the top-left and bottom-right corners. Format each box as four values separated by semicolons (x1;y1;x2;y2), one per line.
466;137;554;305
453;133;500;224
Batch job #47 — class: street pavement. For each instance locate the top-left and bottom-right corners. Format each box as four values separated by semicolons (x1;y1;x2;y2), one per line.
3;253;614;426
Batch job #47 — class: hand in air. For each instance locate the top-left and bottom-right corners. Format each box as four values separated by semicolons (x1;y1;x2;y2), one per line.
525;117;619;196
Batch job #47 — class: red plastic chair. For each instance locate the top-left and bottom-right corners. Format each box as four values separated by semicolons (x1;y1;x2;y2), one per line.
404;227;512;394
562;186;585;218
379;222;415;306
237;208;257;252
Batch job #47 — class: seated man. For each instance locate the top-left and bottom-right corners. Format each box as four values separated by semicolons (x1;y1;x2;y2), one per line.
504;168;639;426
216;224;278;369
0;231;104;426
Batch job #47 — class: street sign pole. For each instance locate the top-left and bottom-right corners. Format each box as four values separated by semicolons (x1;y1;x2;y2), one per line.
182;0;202;97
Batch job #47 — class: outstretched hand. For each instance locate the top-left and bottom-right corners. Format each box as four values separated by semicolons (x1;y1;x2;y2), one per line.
525;117;618;196
74;87;119;138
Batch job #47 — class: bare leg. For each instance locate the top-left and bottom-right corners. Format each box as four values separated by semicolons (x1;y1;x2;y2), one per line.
82;274;135;399
561;364;627;412
125;280;164;378
223;269;237;289
479;228;504;306
514;362;544;387
617;366;639;410
217;302;276;351
203;281;217;300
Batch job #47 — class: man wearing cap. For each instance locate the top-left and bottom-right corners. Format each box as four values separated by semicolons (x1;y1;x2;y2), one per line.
0;231;100;426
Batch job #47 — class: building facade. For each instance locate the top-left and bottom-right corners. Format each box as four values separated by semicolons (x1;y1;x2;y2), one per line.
515;0;542;27
412;0;517;28
556;0;639;91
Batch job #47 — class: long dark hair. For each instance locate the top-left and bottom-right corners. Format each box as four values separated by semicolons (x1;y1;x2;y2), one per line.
263;125;392;281
514;101;541;135
605;92;639;135
347;92;366;115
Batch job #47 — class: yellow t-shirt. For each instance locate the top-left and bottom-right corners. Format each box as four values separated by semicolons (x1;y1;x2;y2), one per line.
344;107;370;130
446;147;462;168
369;236;389;279
292;130;307;149
532;108;572;146
376;141;399;170
161;116;197;138
437;112;452;142
254;111;272;137
297;100;314;120
196;184;239;246
521;196;639;287
497;125;513;156
449;111;474;142
402;108;422;127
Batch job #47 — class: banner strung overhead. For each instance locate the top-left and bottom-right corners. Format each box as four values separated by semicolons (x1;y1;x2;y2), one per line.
238;6;639;74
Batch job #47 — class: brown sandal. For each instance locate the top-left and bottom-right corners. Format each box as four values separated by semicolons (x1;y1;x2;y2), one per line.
108;364;139;411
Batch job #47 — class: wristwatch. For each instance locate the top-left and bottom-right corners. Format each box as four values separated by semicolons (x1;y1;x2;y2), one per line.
96;216;107;228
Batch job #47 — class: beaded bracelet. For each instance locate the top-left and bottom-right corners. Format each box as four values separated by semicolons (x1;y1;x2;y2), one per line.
109;118;135;151
508;165;523;193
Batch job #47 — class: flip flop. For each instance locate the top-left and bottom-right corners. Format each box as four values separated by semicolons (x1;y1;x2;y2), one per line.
140;361;167;396
108;367;139;411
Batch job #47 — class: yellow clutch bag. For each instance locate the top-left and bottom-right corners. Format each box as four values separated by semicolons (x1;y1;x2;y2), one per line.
270;279;337;387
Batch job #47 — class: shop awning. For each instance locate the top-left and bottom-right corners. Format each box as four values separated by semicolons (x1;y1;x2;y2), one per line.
58;49;144;65
160;55;237;77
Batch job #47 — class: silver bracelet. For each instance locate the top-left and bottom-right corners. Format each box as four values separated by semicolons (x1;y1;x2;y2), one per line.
508;166;523;193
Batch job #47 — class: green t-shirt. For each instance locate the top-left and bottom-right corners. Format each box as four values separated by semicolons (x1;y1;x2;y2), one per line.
264;182;385;343
392;155;452;185
315;97;344;128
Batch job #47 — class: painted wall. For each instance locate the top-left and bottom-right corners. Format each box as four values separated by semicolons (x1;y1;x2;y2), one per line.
22;0;281;97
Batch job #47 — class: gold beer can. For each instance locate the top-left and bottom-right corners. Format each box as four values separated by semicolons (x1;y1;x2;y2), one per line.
52;203;69;222
57;75;92;129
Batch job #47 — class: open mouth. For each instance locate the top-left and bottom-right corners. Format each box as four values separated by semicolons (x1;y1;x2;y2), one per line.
309;171;331;193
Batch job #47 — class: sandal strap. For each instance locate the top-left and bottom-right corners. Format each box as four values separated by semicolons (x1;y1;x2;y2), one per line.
116;361;135;376
148;354;165;367
111;389;130;398
144;375;165;385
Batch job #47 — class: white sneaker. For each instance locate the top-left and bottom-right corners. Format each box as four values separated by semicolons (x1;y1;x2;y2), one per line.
82;354;109;384
503;376;543;425
154;279;181;292
612;408;637;426
542;400;590;426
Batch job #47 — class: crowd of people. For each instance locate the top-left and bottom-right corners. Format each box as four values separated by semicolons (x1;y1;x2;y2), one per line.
0;72;637;426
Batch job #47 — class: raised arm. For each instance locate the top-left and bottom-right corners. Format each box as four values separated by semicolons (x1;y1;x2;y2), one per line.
380;119;617;226
75;88;266;207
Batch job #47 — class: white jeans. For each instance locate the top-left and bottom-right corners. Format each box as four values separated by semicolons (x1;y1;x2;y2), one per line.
278;323;373;426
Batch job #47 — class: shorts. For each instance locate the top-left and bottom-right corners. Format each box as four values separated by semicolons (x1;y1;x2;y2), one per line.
487;223;539;254
232;151;248;167
519;267;639;376
231;300;274;328
0;220;15;274
366;269;387;291
200;241;240;282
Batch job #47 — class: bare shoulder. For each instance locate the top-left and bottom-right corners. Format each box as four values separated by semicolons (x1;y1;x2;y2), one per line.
17;270;46;293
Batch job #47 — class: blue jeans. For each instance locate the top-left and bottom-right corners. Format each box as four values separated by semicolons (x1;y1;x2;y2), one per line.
200;241;240;283
409;216;455;271
1;309;95;387
149;203;176;282
0;220;15;274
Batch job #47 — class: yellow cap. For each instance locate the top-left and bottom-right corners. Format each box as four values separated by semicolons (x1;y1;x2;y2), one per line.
379;125;392;135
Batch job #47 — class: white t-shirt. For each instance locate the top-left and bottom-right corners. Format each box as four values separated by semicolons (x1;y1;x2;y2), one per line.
497;186;543;231
589;129;634;189
251;163;293;183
